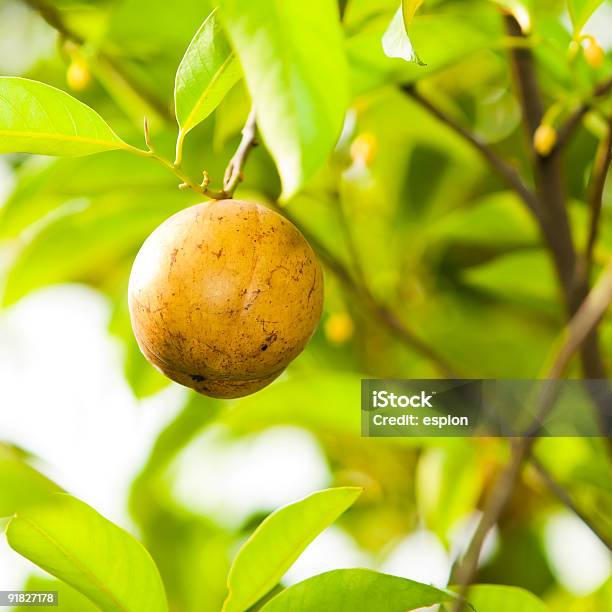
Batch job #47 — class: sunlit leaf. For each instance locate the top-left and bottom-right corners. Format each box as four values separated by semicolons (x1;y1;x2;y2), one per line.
1;188;194;306
464;584;549;612
7;494;168;612
493;1;532;33
213;81;251;151
131;393;222;518
352;7;502;94
382;5;424;65
16;576;98;612
0;152;173;240
0;459;62;518
217;0;349;199
175;8;242;138
104;0;215;109
260;569;454;611
402;0;424;27
0;78;134;156
567;0;604;33
223;487;362;612
462;250;558;312
416;441;483;540
221;373;362;436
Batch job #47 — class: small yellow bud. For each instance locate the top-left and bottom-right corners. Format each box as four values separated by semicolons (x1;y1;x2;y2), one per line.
534;124;557;156
325;312;354;345
584;38;604;69
67;59;91;91
350;133;378;166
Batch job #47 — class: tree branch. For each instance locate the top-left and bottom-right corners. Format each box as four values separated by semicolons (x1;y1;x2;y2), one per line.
222;108;259;197
402;84;540;216
554;77;612;153
531;457;612;550
584;119;612;273
504;15;608;384
450;257;612;610
505;16;578;296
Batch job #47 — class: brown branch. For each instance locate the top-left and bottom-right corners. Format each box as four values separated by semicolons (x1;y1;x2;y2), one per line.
554;78;612;153
548;259;612;378
402;85;540;216
531;457;612;550
505;16;578;296
451;258;612;610
22;0;174;123
450;439;530;611
584;120;612;273
451;23;612;609
505;15;608;383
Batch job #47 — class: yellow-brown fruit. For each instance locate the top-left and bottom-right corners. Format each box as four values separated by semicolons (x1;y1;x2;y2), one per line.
128;200;324;399
533;124;557;156
66;59;91;91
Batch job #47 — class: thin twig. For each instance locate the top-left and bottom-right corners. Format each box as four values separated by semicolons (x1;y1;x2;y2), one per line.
554;78;612;153
505;15;609;383
504;15;577;296
450;259;612;610
402;84;540;216
531;457;612;550
548;259;612;379
451;21;612;608
223;108;259;197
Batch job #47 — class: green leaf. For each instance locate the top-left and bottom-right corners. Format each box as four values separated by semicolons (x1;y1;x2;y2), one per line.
217;0;349;199
0;152;173;240
1;188;193;306
382;5;424;65
7;494;168;612
462;249;558;313
464;584;549;612
0;459;62;518
402;0;424;27
0;77;134;157
416;441;483;541
175;8;242;138
567;0;604;33
130;393;222;522
221;373;362;437
260;569;454;611
223;487;362;612
109;296;171;399
17;576;98;612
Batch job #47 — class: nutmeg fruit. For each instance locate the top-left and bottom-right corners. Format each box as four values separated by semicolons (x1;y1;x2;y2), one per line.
128;199;323;399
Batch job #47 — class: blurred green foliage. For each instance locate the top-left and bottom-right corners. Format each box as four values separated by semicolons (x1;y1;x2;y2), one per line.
0;0;611;610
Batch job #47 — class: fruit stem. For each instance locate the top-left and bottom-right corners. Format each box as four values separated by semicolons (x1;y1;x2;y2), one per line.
222;108;259;198
136;109;259;200
140;117;226;198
